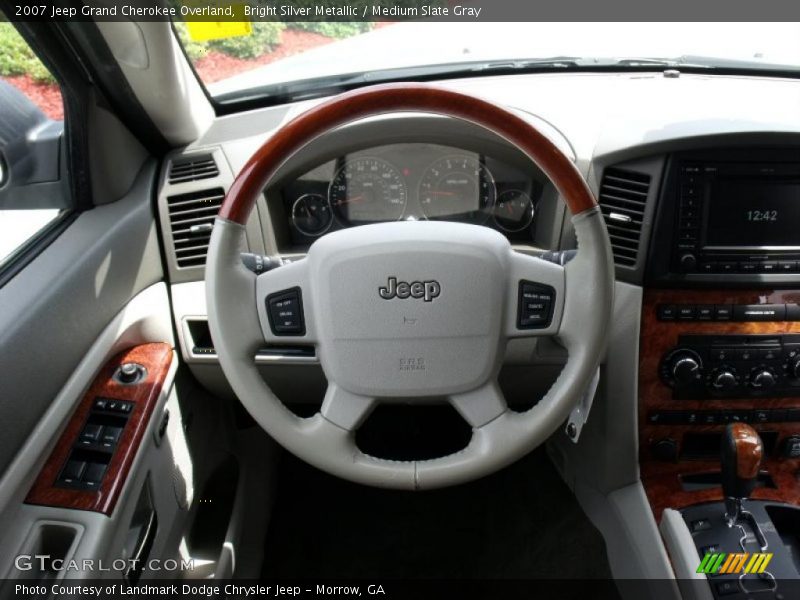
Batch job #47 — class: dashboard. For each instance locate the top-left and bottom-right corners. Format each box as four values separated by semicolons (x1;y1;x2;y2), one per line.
153;71;800;585
277;143;543;247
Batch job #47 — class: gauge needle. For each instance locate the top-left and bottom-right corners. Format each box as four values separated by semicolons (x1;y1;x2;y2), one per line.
336;195;367;206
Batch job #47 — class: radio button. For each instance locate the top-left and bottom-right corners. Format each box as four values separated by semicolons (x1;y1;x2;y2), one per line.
677;305;696;320
714;305;733;321
697;305;714;320
733;304;786;322
699;262;714;273
657;304;677;320
715;262;737;273
739;262;758;273
760;261;779;273
779;261;798;272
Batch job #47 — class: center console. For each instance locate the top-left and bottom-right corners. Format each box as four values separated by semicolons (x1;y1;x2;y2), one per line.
636;147;800;598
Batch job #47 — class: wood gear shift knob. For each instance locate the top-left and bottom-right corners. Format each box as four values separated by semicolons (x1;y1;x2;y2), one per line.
721;423;763;502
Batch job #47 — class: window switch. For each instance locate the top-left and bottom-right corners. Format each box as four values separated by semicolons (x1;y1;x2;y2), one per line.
61;460;86;483
101;427;122;444
79;423;103;444
82;462;106;487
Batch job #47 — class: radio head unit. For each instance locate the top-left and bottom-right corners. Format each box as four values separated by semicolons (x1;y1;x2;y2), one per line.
673;162;800;275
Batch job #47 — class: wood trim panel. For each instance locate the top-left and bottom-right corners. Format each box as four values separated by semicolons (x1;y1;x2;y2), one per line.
219;82;597;224
639;289;800;521
25;343;173;514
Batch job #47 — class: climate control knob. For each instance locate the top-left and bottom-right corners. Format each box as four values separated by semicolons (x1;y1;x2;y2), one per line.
750;368;777;391
711;368;738;392
668;350;703;387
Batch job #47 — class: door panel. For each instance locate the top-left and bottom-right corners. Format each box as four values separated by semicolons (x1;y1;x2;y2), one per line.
0;162;163;476
0;159;189;580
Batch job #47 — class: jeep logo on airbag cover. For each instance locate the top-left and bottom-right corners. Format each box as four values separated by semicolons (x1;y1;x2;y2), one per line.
379;277;441;302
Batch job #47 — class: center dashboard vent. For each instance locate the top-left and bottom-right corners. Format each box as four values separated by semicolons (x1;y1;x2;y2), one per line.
598;167;651;268
166;188;225;268
168;155;219;184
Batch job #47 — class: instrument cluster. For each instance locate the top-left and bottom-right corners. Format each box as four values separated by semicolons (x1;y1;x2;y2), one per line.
280;143;542;246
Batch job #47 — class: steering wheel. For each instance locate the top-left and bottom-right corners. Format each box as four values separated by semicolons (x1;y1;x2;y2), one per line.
206;83;614;489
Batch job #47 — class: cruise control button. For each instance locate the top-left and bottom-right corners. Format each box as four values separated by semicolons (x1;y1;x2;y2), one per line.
267;289;305;335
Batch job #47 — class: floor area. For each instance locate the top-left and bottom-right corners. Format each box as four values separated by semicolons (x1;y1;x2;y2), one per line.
261;447;620;595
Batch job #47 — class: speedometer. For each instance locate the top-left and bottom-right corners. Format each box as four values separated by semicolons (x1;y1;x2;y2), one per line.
328;157;408;225
418;155;496;224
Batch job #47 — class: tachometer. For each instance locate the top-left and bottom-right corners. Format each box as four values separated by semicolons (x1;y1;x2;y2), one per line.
493;190;534;232
328;157;408;225
418;155;496;224
291;193;333;236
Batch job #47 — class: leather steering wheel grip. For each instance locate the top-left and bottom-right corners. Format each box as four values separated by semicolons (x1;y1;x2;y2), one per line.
218;83;598;223
206;83;615;489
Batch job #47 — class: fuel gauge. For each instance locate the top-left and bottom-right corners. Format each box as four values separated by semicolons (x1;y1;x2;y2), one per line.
291;193;333;236
493;190;534;232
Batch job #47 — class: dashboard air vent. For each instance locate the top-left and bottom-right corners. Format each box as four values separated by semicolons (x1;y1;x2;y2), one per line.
168;155;219;184
166;188;225;268
598;167;650;267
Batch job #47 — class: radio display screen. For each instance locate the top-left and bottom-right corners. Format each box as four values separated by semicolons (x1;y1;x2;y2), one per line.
705;178;800;247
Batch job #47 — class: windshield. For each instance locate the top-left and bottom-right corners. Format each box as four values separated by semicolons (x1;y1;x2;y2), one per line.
177;22;800;102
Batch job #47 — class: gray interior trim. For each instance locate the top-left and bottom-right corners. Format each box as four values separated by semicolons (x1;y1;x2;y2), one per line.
94;21;213;146
0;161;162;476
574;481;681;600
661;508;715;600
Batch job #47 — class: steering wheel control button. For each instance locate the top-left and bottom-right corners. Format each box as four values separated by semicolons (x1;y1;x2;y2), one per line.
517;281;555;329
267;288;305;336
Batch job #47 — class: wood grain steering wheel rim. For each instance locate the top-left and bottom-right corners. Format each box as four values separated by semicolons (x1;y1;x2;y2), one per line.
207;82;614;489
219;82;597;224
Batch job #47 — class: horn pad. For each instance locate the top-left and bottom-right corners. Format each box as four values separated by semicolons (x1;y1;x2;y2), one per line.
306;221;510;398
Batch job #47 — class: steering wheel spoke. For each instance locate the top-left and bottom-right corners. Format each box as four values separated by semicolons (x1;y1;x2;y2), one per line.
449;381;508;428
255;258;318;344
320;384;376;431
504;251;565;338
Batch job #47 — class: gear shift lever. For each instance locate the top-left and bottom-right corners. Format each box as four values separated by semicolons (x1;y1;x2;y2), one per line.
721;423;763;526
